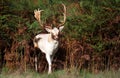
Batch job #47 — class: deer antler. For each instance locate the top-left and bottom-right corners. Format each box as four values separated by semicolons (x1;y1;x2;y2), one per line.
34;9;44;27
34;4;66;29
58;3;66;27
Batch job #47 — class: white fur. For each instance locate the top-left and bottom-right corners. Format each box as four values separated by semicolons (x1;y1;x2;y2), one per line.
33;26;64;74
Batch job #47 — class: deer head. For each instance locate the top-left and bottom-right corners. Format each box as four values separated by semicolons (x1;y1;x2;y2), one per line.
45;26;64;40
34;3;66;40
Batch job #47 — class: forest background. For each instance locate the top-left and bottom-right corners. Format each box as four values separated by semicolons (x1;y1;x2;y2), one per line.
0;0;120;77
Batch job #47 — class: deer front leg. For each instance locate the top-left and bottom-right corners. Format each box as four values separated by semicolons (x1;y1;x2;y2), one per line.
46;54;52;74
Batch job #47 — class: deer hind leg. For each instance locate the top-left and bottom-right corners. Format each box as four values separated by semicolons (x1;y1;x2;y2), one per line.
35;55;38;72
46;54;52;74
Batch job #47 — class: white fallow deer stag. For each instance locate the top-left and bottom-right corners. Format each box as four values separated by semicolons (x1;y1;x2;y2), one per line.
33;4;66;74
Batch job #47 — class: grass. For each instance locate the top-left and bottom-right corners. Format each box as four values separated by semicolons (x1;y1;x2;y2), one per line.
0;68;120;78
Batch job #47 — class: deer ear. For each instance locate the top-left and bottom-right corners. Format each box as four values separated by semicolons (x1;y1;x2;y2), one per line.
45;28;52;32
59;26;64;32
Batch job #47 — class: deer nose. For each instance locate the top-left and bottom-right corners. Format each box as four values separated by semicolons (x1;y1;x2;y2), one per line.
53;35;58;40
55;36;58;40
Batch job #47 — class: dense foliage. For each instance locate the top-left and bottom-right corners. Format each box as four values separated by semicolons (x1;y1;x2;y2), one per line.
0;0;120;73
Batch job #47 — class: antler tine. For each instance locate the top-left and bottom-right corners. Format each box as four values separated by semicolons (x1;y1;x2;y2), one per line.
34;9;44;27
59;3;66;26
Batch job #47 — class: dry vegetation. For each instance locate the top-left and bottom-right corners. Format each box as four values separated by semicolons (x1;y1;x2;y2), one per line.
0;0;120;77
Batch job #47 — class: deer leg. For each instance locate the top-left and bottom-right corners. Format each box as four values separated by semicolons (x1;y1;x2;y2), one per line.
46;54;52;74
50;55;53;62
35;55;38;72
